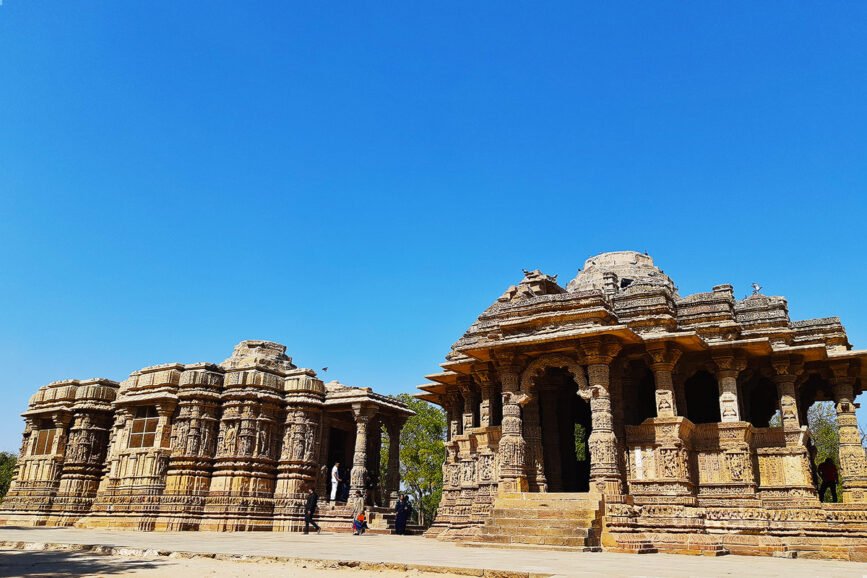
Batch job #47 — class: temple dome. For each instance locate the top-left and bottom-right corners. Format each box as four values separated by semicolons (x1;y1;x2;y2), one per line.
566;251;676;293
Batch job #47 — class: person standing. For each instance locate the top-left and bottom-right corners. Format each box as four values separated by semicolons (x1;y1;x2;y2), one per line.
350;490;365;534
394;494;410;535
303;487;321;534
330;462;341;501
817;457;839;502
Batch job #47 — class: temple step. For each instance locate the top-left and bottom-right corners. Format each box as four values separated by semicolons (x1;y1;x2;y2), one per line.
482;518;598;533
489;506;600;519
472;492;603;551
314;503;424;535
460;541;602;553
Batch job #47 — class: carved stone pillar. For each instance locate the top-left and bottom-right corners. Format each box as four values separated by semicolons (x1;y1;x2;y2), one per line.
583;337;624;496
713;354;746;423
367;417;382;505
587;365;620;495
831;364;867;503
497;366;528;493
522;393;546;492
51;413;73;456
458;378;478;432
648;344;682;418
385;418;405;506
771;356;804;431
275;405;323;501
445;392;462;440
350;404;377;497
162;365;224;523
473;368;496;428
766;356;813;496
155;402;178;465
47;383;116;525
52;410;113;521
203;390;283;529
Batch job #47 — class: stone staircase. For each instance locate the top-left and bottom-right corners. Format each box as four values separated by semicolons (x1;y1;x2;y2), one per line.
316;501;423;535
464;492;603;551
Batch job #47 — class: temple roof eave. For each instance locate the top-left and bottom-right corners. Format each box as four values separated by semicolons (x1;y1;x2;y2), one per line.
705;338;775;357
415;382;450;407
415;391;442;405
459;324;642;361
641;331;708;352
768;343;830;362
323;384;415;417
22;404;73;418
440;358;475;375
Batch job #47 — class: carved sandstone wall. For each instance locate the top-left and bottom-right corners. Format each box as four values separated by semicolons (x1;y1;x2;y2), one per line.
0;340;413;532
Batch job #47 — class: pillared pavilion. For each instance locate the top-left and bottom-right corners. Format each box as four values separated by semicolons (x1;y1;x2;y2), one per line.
419;251;867;559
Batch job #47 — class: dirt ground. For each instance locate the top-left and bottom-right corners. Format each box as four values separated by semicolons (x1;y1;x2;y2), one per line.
0;550;466;578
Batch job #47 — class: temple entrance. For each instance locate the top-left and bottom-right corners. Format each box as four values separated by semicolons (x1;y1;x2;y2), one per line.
325;426;352;500
536;368;593;492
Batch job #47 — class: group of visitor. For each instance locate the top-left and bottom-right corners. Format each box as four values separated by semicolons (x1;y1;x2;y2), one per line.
301;462;414;535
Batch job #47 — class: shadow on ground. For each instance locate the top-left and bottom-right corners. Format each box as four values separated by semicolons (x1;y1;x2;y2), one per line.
0;550;166;577
0;526;69;531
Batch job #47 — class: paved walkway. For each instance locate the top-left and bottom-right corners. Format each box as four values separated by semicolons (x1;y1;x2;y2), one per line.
1;527;866;578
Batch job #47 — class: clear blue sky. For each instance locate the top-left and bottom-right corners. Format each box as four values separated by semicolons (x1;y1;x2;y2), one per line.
0;2;865;453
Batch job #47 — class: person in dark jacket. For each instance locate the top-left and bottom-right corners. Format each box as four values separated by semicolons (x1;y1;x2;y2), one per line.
394;494;411;535
817;458;839;502
304;487;321;534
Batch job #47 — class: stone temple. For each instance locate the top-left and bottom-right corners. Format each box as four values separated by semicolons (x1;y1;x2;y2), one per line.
0;340;413;532
418;251;867;559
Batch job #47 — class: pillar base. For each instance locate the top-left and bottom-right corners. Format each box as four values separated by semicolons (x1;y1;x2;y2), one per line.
498;477;528;494
593;478;624;497
842;482;867;503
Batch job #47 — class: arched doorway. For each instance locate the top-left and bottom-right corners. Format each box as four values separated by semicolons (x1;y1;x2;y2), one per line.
535;367;593;492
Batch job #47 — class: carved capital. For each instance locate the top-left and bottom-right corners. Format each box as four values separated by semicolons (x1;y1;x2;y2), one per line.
52;413;73;428
491;350;527;376
156;402;178;418
471;364;494;388
457;377;477;403
444;391;463;414
352;403;377;423
502;390;532;408
834;382;856;406
770;354;802;378
712;352;747;378
646;343;683;372
498;368;520;393
581;336;622;365
830;360;857;382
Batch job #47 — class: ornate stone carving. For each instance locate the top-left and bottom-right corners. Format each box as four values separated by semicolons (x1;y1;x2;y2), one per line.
0;341;413;533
